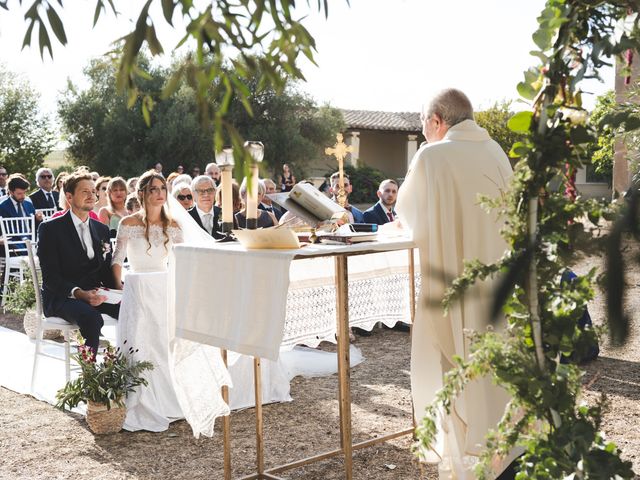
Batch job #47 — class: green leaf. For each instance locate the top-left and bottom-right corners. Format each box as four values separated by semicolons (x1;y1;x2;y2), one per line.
38;21;52;59
46;4;67;45
532;27;552;50
161;0;176;25
517;81;537;100
145;24;164;56
21;20;35;49
508;111;533;133
93;0;104;27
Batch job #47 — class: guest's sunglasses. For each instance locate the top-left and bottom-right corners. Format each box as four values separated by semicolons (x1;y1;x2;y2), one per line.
39;174;53;179
177;194;193;201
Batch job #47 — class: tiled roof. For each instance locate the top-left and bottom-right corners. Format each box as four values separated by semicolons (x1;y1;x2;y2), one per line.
341;109;421;132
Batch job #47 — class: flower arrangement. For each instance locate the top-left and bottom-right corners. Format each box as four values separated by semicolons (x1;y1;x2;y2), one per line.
55;341;153;411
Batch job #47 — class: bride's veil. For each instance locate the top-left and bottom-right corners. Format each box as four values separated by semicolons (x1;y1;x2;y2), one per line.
166;193;232;438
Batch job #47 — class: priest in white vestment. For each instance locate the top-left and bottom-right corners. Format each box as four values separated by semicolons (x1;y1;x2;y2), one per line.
396;89;515;479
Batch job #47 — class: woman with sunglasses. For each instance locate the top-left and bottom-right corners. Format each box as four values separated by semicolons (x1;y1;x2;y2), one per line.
172;182;194;210
93;176;111;215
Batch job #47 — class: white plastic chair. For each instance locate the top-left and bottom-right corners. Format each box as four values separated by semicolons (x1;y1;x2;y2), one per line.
36;208;56;222
1;216;36;306
26;240;118;389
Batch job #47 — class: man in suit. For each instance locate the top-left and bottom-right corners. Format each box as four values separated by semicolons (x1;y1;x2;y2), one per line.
329;172;365;223
0;175;38;218
188;175;223;239
37;172;119;351
259;178;283;220
29;167;60;210
0;166;8;198
363;179;399;225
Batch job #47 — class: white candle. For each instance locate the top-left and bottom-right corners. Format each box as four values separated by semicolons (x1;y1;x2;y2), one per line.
221;167;233;226
246;164;259;228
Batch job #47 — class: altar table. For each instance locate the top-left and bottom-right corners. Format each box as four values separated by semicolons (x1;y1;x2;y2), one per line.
173;236;418;480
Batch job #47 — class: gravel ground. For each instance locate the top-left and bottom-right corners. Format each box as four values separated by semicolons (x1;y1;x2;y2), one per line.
0;244;638;480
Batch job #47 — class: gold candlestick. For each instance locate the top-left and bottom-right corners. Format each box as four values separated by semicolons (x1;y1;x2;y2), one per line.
325;133;353;208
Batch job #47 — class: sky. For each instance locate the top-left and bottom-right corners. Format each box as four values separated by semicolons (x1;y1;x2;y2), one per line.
0;0;615;137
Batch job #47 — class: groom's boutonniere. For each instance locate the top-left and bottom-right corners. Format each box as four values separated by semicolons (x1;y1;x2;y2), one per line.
101;240;111;260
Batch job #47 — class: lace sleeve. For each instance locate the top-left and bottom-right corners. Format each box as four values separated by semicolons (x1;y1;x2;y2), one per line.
170;225;184;245
111;225;129;266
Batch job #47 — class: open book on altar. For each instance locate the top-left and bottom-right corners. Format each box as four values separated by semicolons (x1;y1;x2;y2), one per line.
268;183;348;227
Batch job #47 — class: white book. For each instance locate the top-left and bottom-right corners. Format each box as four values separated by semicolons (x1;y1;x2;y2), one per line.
268;183;347;227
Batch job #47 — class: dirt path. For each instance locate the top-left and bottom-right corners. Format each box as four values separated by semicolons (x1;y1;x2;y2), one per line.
1;244;638;479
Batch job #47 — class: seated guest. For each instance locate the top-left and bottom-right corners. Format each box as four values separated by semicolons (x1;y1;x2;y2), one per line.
166;172;180;193
0;166;9;198
259;178;283;220
172;182;194;210
29;167;60;211
363;179;399;225
125;194;141;215
98;177;128;234
205;162;222;186
215;182;242;216
37;171;119;352
172;174;192;191
189;175;222;238
54;171;67;193
0;175;38;219
235;178;276;228
329;172;364;223
93;176;111;215
126;177;138;194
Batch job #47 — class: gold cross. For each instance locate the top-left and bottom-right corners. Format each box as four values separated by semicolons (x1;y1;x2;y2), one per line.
325;133;353;208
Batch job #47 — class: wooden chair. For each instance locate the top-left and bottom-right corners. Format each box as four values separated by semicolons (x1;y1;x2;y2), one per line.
0;216;36;306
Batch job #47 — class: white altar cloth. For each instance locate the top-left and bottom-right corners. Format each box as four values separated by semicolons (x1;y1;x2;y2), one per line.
173;236;417;360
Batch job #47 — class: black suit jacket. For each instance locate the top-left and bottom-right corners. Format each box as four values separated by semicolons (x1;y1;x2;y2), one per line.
188;205;227;240
37;211;115;315
29;189;60;210
258;202;283;221
363;202;392;225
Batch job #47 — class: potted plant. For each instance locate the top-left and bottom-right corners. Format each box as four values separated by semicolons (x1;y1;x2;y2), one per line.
55;341;153;434
4;277;60;340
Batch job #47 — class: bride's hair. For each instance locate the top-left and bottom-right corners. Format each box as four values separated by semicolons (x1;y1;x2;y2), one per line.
136;170;172;254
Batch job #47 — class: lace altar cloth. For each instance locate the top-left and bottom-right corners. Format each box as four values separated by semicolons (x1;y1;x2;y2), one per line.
282;250;421;349
173;236;418;360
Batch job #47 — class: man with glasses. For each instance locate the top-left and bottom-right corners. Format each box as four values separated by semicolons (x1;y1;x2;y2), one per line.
188;175;222;239
29;167;60;211
0;167;8;198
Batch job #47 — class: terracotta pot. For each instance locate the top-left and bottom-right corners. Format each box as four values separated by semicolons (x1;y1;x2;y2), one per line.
86;400;126;434
23;309;61;340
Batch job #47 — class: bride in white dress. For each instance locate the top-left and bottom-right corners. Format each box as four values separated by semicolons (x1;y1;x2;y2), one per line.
112;171;193;431
111;171;294;434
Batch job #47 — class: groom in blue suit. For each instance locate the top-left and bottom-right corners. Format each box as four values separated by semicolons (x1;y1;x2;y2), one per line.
0;175;37;218
363;179;399;225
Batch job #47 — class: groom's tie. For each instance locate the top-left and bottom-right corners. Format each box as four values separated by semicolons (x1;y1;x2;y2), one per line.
78;222;95;259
